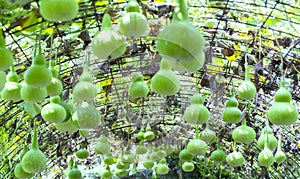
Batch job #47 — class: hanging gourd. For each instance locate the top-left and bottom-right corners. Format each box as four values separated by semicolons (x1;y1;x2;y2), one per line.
179;149;194;162
258;134;275;167
257;134;277;150
115;169;127;177
155;158;170;175
14;145;35;179
182;161;195;172
183;92;210;125
21;123;47;173
186;138;208;156
143;156;154;169
68;162;82;179
55;118;79;133
20;83;47;103
104;153;115;165
24;46;53;88
267;78;298;125
121;151;135;164
116;161;130;170
151;59;180;96
72;67;97;103
143;124;155;140
0;71;6;91
92;13;126;60
226;143;244;167
41;96;66;123
135;126;145;140
46;63;63;96
95;134;111;155
232;118;256;144
72;101;101;129
199;121;217;144
100;167;113;179
275;135;286;164
1;65;22;102
222;94;242;124
136;141;147;155
210;142;226;163
237;58;256;100
118;0;149;38
76;144;89;160
39;0;79;22
156;0;206;72
261;120;273;135
129;72;149;99
0;33;14;71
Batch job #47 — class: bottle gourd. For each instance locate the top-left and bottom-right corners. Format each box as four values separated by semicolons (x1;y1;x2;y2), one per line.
222;95;242;123
129;72;149;98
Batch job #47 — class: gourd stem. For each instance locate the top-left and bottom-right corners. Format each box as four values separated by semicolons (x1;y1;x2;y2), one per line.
264;132;269;149
216;139;221;149
242;118;246;126
81;143;85;149
0;30;5;48
233;142;237;152
277;134;282;151
160;59;171;71
68;157;74;169
102;13;112;31
173;0;189;21
126;0;140;12
10;65;15;73
244;55;250;81
195;124;199;139
32;119;39;150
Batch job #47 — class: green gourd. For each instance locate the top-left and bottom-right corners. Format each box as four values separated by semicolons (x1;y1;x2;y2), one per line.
55;118;78;133
59;99;74;122
199;122;217;144
135;126;145;140
0;34;13;71
183;93;210;125
39;0;79;22
210;143;226;162
143;124;155;140
257;134;277;150
267;80;298;125
258;134;275;167
95;134;111;155
72;67;97;103
118;0;149;38
41;96;66;123
181;161;195;172
157;0;205;67
226;143;244;167
121;151;135;164
46;64;63;96
14;163;35;179
143;157;154;169
100;169;113;179
76;144;89;159
232;119;256;144
179;149;194;161
1;65;22;102
129;72;149;98
115;169;127;177
156;146;167;158
0;71;6;91
136;141;147;155
222;95;242;123
149;150;160;162
68;162;82;179
79;129;89;138
72;101;100;129
275;136;286;164
20;83;47;103
151;59;180;96
156;158;169;175
261;120;273;135
92;13;126;59
24;47;52;88
237;61;257;100
104;153;115;165
187;138;208;156
116;161;130;170
21;126;47;173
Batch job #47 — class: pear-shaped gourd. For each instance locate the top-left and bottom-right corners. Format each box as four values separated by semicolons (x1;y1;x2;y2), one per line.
261;121;273;135
68;162;82;179
157;0;205;66
222;95;242;123
179;149;194;162
104;153;115;165
257;134;277;150
0;71;6;91
149;150;160;162
151;59;180;96
1;65;22;102
115;169;127;177
156;146;167;158
72;67;97;103
40;0;79;22
118;0;149;38
72;101;100;129
226;151;244;167
237;62;256;100
129;72;149;98
55;117;79;133
187;138;208;156
210;143;226;162
143;124;155;140
121;151;135;164
76;144;89;159
275;136;286;164
24;48;52;88
183;93;210;125
199;122;217;144
92;13;126;59
95;134;111;155
116;161;130;170
0;35;13;71
143;157;154;169
182;161;195;172
136;141;147;155
156;158;169;175
21;127;47;173
14;163;35;179
232;119;256;144
46;64;63;96
100;168;113;179
20;83;47;103
258;135;275;167
267;81;298;125
135;126;145;140
41;96;66;123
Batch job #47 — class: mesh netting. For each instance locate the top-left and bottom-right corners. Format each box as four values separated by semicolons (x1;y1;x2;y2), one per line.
0;0;299;178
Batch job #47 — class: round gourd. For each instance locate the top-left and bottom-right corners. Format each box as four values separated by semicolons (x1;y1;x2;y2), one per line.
100;169;113;179
199;127;217;144
226;151;244;167
55;118;78;133
136;143;147;155
156;158;169;175
14;163;35;179
143;125;155;140
157;149;167;158
41;96;66;123
183;93;210;125
46;77;63;97
72;102;100;129
210;148;226;162
151;59;180;96
182;161;194;172
92;13;126;59
116;161;130;170
119;11;149;38
149;151;160;162
20;83;47;103
237;64;256;100
68;164;82;179
187;138;208;156
21;128;47;173
94;135;111;155
0;48;13;71
258;147;274;167
179;149;194;161
76;149;89;159
39;0;78;22
267;82;298;125
232;119;256;144
222;96;242;124
129;72;149;98
257;134;277;150
104;153;115;165
143;158;154;169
